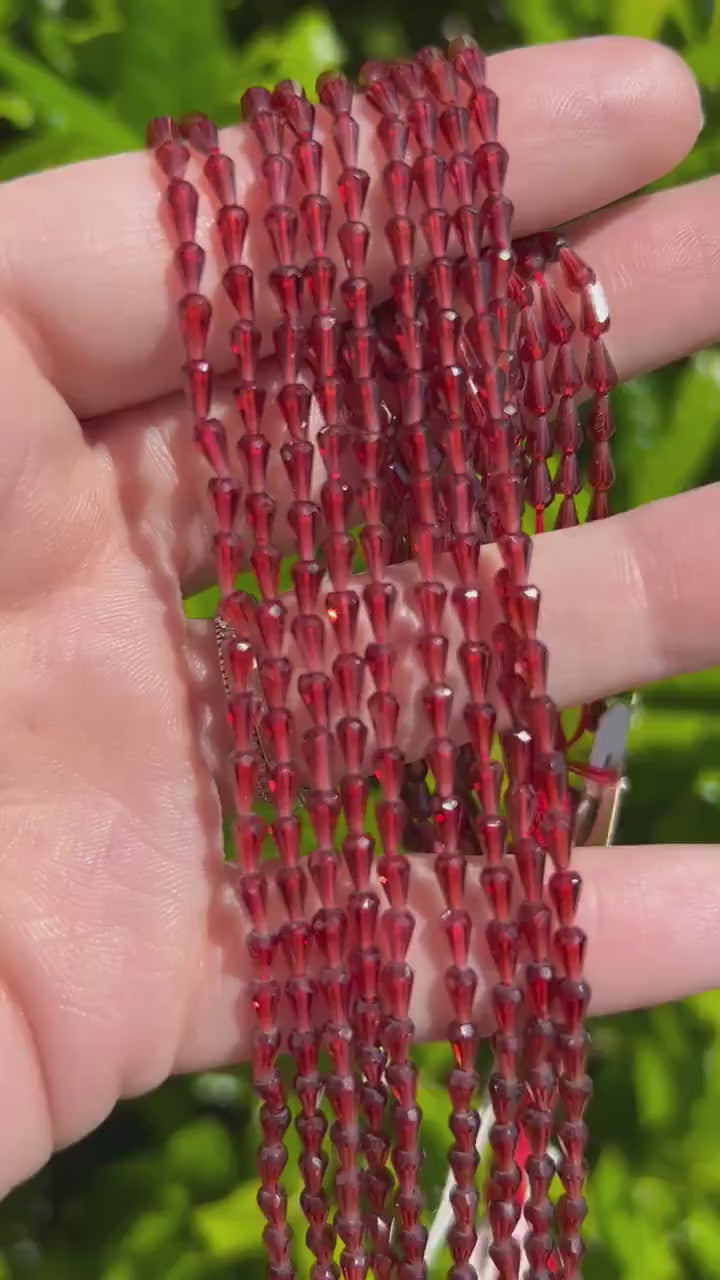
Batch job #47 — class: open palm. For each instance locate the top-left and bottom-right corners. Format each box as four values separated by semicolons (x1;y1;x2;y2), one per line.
0;34;718;1197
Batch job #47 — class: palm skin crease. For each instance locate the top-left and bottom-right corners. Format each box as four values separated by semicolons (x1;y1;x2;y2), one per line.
0;35;719;1202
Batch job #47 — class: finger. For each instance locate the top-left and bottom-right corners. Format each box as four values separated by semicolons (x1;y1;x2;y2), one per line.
187;484;720;789
570;173;720;380
0;37;700;420
177;841;720;1071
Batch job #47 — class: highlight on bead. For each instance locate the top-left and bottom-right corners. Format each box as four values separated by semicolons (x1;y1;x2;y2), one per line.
147;33;621;1280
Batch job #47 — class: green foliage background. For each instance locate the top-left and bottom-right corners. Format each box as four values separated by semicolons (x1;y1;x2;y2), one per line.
0;0;718;1276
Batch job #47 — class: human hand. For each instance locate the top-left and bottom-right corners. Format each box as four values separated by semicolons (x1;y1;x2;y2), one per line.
0;34;717;1199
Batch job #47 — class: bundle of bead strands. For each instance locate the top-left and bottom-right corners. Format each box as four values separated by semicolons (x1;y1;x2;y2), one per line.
147;34;621;1280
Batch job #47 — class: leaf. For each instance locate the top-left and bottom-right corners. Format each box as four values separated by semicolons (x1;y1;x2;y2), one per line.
608;0;687;39
118;1184;190;1260
0;40;136;150
626;351;720;507
686;1206;720;1274
193;1181;264;1261
165;1118;237;1199
229;8;345;97
113;0;234;133
633;1037;679;1129
500;0;570;43
0;130;104;180
685;1;720;87
184;585;219;620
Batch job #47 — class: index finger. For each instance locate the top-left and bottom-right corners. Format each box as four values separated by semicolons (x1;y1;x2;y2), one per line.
0;36;700;420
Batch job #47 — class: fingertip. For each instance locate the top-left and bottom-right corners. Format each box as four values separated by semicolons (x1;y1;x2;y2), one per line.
602;35;703;173
498;35;703;234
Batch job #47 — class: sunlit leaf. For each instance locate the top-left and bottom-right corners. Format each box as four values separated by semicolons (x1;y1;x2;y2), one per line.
114;0;234;131
608;0;688;39
230;8;345;96
194;1181;265;1260
686;1206;720;1274
633;1038;679;1129
0;40;136;149
626;351;720;507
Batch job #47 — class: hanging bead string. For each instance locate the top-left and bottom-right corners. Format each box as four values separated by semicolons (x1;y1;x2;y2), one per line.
266;77;350;1280
518;232;617;1280
148;34;624;1280
282;78;398;1279
508;230;618;1278
295;69;388;1280
391;48;490;1279
364;54;475;1280
237;86;349;1280
412;44;529;1280
147;116;297;1280
488;232;559;1279
479;127;562;1280
317;69;430;1278
277;74;379;1280
238;86;344;1278
353;61;426;1276
552;235;615;1280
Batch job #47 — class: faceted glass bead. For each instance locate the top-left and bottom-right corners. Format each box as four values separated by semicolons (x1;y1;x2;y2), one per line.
181;358;212;425
265;205;298;266
475;142;508;196
194;417;229;476
316;70;354;115
273;80;315;137
246;104;285;156
449;34;487;89
217;204;248;265
378;114;409;161
175;242;206;296
209;476;241;533
418;47;458;102
471;86;499;140
155;138;190;180
338;168;370;222
586;338;618;393
180;111;219;154
359;60;401;115
224;265;255;320
147;115;179;147
178;293;211;361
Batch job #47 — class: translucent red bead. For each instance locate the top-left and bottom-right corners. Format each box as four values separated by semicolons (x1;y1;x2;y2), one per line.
149;35;621;1280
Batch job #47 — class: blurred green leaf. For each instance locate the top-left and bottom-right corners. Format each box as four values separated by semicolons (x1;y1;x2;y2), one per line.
194;1181;263;1260
625;351;720;507
230;8;344;94
609;0;687;38
165;1118;237;1200
634;1038;679;1129
114;0;233;131
686;1206;720;1274
0;38;135;149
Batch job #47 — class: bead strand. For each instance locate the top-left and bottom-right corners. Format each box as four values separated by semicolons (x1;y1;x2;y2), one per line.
278;78;392;1279
311;69;377;1280
359;59;431;1277
321;67;431;1280
417;44;528;1280
453;46;529;1279
396;49;489;1279
239;85;346;1280
148;114;295;1280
